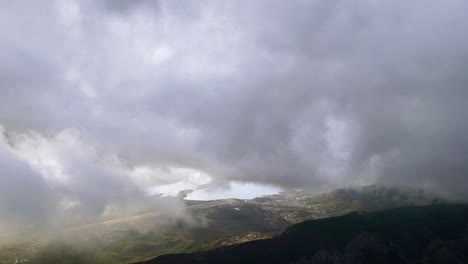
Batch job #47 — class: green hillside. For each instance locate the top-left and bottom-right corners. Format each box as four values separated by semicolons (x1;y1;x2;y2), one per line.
0;186;445;264
138;204;468;264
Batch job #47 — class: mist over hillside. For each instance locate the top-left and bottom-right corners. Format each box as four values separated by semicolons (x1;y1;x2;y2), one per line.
0;185;448;263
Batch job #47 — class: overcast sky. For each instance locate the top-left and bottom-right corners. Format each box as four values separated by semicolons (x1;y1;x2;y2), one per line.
1;0;468;232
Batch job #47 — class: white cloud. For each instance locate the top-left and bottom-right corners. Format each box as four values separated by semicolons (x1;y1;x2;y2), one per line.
151;44;174;65
186;181;282;201
147;169;211;197
56;0;82;27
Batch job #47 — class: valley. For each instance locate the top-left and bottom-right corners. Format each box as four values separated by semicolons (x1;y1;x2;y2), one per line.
0;185;444;264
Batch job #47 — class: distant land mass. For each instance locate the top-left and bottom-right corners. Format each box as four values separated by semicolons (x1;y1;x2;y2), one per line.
1;185;448;264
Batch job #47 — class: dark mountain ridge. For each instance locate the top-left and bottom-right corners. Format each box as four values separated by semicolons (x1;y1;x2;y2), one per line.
137;204;468;264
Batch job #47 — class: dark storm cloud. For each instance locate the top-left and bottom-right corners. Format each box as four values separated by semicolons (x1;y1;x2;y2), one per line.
1;0;468;231
100;0;161;14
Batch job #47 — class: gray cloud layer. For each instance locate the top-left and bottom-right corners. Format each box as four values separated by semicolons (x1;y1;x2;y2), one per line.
1;0;468;231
